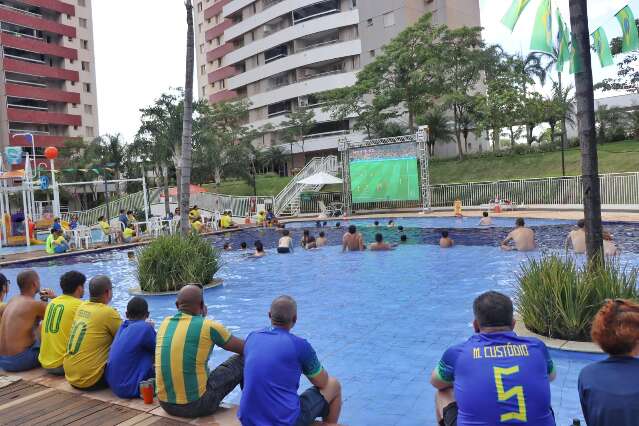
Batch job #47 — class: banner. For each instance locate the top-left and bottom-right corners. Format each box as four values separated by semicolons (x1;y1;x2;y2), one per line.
592;27;614;67
570;32;583;75
4;147;22;166
501;0;532;31
530;0;553;53
556;11;571;72
616;5;639;53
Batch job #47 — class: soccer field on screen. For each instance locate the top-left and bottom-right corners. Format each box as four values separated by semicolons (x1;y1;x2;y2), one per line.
350;158;420;203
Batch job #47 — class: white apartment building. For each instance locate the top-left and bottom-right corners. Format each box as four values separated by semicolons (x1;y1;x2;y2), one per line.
195;0;483;169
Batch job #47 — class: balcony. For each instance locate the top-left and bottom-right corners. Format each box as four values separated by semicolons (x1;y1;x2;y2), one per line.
0;8;76;37
292;0;339;24
19;0;74;16
224;9;359;65
2;57;79;81
10;133;69;147
204;0;230;20
228;39;360;90
0;33;77;60
209;89;238;104
205;19;232;42
206;42;235;62
7;108;82;126
5;83;81;104
207;66;239;84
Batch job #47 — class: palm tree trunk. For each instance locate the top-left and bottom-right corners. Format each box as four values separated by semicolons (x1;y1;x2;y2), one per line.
179;0;195;235
453;107;463;160
162;165;170;217
569;0;603;263
558;71;568;176
492;128;499;152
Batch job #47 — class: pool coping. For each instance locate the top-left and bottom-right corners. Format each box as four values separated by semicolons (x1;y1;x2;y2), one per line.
514;314;603;354
128;279;224;296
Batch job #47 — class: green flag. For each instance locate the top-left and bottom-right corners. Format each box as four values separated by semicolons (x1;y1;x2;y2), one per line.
556;11;570;72
570;31;583;74
530;0;553;53
592;27;614;67
501;0;532;31
616;5;639;52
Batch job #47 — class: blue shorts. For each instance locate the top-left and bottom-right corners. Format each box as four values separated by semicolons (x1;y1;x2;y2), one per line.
295;387;329;426
54;244;68;254
0;342;40;372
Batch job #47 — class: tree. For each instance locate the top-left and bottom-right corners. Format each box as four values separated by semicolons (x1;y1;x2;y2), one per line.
281;109;315;168
262;146;287;175
609;19;639;55
595;105;627;143
569;0;604;262
439;26;485;159
418;108;455;156
596;54;639;94
179;0;195;235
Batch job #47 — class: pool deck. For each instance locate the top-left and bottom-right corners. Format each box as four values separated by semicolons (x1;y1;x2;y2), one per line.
0;370;333;426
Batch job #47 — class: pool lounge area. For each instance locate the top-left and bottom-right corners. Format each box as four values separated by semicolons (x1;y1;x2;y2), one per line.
3;214;638;425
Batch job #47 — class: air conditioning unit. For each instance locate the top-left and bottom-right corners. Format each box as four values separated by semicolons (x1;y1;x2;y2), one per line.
299;96;309;107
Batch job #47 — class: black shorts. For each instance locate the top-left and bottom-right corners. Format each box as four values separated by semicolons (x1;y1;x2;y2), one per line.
277;247;291;254
295;387;329;426
439;402;458;426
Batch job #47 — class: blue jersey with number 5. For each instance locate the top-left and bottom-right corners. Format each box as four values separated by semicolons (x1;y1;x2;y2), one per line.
436;332;555;425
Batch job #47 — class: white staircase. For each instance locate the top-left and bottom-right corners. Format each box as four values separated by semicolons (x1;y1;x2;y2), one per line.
274;155;339;216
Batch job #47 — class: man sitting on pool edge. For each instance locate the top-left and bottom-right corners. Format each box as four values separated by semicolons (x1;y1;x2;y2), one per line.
501;218;536;252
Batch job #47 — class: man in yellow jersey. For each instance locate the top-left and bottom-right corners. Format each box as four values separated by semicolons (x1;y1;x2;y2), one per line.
156;285;244;418
63;276;121;390
39;271;86;375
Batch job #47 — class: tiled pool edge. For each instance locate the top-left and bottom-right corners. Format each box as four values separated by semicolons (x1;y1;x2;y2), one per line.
514;314;603;354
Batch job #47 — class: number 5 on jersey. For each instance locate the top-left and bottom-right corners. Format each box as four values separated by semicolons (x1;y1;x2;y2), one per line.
494;365;527;422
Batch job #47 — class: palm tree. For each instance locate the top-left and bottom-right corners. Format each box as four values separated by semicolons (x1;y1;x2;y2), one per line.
179;0;195;235
419;109;455;157
514;53;548;144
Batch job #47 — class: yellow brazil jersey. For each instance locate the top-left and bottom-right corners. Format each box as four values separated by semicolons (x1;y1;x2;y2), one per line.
220;215;232;228
39;295;83;369
99;221;110;234
123;228;134;239
191;221;203;233
63;301;122;388
155;312;232;404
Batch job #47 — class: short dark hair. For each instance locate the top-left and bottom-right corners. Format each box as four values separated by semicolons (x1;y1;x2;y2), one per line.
374;221;379;226
400;235;407;242
98;216;105;221
240;242;247;248
17;270;38;292
441;230;449;238
473;291;514;328
577;219;585;228
335;222;341;228
0;273;8;292
127;210;133;215
323;221;327;226
375;233;383;243
223;243;230;249
398;226;404;231
255;240;264;252
303;230;309;236
319;231;325;237
483;212;488;217
316;221;321;227
119;209;125;214
388;220;394;224
283;229;290;236
348;225;356;234
60;271;86;295
89;275;112;299
516;218;525;227
126;296;149;320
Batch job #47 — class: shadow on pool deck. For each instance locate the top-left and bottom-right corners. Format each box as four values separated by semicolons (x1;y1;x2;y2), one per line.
0;369;336;425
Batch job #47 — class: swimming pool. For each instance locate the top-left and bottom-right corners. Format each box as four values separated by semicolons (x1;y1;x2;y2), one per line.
5;232;639;425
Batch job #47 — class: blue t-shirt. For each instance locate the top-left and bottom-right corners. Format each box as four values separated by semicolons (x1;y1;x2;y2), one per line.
578;356;639;426
52;222;62;232
238;327;323;426
119;214;128;227
105;320;156;398
436;331;555;426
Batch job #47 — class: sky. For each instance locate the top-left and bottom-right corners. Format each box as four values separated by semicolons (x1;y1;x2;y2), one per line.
92;0;639;142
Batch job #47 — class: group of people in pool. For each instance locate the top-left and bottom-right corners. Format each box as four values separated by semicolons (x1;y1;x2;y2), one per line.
1;269;636;426
0;271;342;425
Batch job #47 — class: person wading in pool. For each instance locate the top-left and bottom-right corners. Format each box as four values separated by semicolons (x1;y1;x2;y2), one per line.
0;270;56;372
238;295;342;425
439;231;454;248
478;212;492;226
430;291;556;426
342;225;365;252
500;218;536;252
369;233;394;251
565;219;586;254
278;230;294;254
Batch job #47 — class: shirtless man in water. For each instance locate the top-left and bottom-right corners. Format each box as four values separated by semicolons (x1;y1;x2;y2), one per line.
501;218;536;252
369;233;394;251
342;225;365;252
565;219;586;254
0;270;56;372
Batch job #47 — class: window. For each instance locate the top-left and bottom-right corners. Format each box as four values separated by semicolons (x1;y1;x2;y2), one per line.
68;37;73;42
81;61;90;71
79;18;87;28
86;126;94;137
367;18;373;26
84;104;93;114
197;2;202;12
265;44;288;63
293;0;340;24
198;23;202;32
216;58;222;67
199;44;204;53
383;12;395;27
200;65;206;75
369;49;375;57
267;100;292;117
80;39;89;49
78;0;86;5
83;83;91;93
219;79;225;89
216;36;221;46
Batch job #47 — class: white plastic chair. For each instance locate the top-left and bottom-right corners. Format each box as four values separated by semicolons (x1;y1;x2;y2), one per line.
317;201;334;217
75;225;93;249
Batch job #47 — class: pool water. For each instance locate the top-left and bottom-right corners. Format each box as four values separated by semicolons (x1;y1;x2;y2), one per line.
4;240;639;425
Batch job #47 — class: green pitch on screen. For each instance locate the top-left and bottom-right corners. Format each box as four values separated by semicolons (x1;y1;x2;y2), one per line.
350;158;420;203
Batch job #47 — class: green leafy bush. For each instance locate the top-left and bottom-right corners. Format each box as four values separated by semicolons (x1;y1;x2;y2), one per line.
136;234;220;293
515;254;639;341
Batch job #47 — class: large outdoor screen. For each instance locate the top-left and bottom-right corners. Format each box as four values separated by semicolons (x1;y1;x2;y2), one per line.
349;143;419;203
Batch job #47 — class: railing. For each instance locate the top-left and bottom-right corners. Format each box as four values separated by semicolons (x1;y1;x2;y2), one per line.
189;192;274;218
61;189;162;226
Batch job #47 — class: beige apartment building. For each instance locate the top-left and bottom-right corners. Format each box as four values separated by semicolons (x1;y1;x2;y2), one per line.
194;0;482;169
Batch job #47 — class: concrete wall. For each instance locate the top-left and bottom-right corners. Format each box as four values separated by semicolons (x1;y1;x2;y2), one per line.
566;93;639;139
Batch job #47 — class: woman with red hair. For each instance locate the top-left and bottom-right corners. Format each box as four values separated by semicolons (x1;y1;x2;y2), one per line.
578;299;639;426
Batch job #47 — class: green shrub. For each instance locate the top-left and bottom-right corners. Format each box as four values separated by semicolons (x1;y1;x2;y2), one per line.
136;234;220;293
514;254;639;341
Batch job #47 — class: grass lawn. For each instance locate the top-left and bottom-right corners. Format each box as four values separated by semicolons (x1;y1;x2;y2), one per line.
203;141;639;195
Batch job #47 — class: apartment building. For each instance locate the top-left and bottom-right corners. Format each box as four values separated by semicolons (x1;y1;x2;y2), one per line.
0;0;99;168
195;0;482;168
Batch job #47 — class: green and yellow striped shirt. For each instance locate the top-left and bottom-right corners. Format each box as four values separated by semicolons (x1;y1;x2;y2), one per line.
155;312;232;404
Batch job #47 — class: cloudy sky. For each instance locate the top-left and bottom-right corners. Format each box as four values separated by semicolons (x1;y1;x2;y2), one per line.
93;0;638;142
